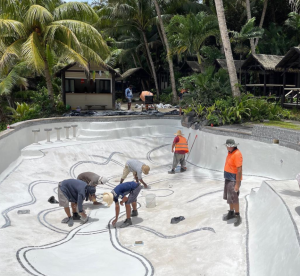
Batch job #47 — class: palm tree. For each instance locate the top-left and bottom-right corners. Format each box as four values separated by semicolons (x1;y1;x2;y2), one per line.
0;1;109;104
245;0;256;54
167;12;219;66
231;18;264;83
100;0;161;97
152;0;177;103
255;0;268;47
288;0;300;12
285;12;300;44
214;0;240;97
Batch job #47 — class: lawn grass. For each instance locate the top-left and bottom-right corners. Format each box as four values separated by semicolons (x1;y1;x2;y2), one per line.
262;121;300;130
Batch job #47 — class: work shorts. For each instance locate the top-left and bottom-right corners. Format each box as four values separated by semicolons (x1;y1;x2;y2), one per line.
122;165;137;180
58;182;69;208
126;185;142;205
127;98;132;103
223;179;240;204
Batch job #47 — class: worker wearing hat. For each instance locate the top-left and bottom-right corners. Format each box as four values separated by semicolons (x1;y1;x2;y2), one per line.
223;139;243;227
102;181;142;228
58;179;96;227
120;159;150;189
168;130;189;174
77;172;108;205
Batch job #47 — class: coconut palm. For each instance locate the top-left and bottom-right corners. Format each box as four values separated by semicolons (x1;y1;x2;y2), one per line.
100;0;161;97
0;1;109;104
214;0;240;97
285;12;300;45
167;12;219;66
152;0;177;103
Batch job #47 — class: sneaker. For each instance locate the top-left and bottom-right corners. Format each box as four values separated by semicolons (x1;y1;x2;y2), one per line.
223;210;235;221
131;210;138;217
168;170;175;174
120;218;132;228
234;215;242;227
68;217;74;227
73;212;81;220
61;217;71;224
180;167;187;172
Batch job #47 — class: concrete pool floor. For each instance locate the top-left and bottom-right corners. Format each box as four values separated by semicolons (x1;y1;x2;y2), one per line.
0;123;300;276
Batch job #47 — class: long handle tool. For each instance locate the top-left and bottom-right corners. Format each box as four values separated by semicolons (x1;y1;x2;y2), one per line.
186;135;198;161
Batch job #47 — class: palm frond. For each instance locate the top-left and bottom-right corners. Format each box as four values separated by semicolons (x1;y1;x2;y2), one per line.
0;19;27;39
22;32;45;74
53;2;99;24
24;5;53;32
53;20;109;55
0;38;24;72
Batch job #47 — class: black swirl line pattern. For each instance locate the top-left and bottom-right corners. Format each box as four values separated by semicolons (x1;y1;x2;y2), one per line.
38;207;108;235
131;224;215;238
146;144;170;164
69;152;124;179
187;190;224;203
1;180;57;229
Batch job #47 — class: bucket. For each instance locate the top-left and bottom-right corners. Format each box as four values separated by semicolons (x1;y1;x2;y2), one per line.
145;193;156;208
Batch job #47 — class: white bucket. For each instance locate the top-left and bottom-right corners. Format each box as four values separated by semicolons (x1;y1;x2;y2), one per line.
145;193;156;208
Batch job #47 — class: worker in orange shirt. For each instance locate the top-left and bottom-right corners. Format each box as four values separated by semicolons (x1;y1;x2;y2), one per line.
168;130;189;174
223;139;243;227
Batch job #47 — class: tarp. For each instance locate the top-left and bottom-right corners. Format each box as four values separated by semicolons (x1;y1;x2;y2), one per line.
140;91;153;102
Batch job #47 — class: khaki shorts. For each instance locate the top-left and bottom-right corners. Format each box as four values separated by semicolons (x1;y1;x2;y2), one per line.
58;182;69;208
223;180;240;204
121;165;137;180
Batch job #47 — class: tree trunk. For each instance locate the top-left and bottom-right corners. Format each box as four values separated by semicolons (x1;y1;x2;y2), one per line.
153;0;177;103
157;23;166;49
214;0;240;97
255;0;268;47
132;53;138;68
142;30;160;98
246;0;256;54
44;58;54;105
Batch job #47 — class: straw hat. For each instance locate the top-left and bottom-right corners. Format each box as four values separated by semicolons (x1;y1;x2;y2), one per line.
102;192;113;207
142;165;150;175
174;130;184;136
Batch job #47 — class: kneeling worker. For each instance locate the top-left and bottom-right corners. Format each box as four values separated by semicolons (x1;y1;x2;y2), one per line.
168;130;189;174
77;172;108;205
58;179;96;227
121;159;150;188
102;181;142;228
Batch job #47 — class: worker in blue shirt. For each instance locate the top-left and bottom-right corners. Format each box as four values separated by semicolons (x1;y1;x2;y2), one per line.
102;181;142;228
125;84;133;110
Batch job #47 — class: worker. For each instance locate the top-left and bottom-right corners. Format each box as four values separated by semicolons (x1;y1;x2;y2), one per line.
120;159;150;188
58;179;96;227
168;130;189;174
102;181;142;228
77;172;108;205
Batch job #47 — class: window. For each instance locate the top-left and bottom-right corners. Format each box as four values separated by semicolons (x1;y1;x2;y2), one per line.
96;80;111;93
65;80;75;92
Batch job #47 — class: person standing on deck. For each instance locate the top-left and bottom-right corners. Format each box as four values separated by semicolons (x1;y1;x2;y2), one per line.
125;84;133;110
168;130;189;174
222;139;243;227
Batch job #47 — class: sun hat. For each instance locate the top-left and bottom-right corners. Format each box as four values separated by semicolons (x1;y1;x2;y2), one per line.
102;192;113;207
174;130;184;136
142;165;150;175
225;139;239;147
98;176;108;185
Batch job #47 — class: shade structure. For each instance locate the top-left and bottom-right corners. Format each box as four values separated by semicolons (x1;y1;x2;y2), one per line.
140;91;153;102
